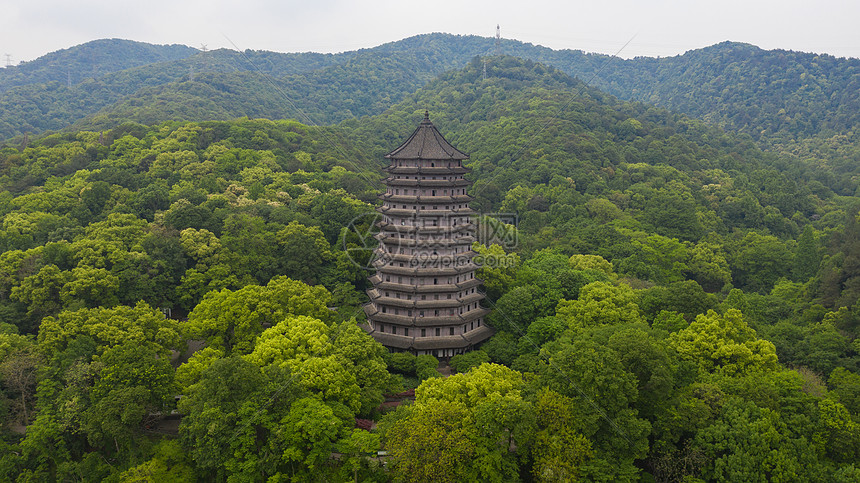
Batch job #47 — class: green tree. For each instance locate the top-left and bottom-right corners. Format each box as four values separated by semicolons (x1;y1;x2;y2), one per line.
555;281;643;329
182;276;332;354
669;309;779;376
792;225;820;281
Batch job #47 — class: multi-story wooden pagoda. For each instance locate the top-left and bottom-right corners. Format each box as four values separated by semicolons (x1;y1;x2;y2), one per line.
363;112;492;358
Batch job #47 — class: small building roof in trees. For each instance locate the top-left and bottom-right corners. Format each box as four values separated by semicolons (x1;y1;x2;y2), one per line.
385;111;469;160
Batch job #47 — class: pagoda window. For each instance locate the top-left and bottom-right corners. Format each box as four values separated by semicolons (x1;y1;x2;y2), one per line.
433;278;438;285
408;310;412;316
421;329;426;337
420;310;425;317
449;327;455;336
435;328;441;336
404;328;409;336
382;306;387;313
434;310;439;316
392;326;397;334
397;276;402;283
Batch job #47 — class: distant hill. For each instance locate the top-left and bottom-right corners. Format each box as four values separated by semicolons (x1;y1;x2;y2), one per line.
3;33;860;152
0;39;198;93
593;42;860;144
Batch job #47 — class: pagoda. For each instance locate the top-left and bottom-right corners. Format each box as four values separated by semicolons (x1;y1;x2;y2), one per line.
363;112;492;358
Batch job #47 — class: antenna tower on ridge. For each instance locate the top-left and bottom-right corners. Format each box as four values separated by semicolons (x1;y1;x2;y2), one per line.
200;44;209;72
4;54;11;68
494;25;501;56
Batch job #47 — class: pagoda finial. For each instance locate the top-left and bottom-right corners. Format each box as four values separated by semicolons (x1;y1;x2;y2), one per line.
424;110;429;120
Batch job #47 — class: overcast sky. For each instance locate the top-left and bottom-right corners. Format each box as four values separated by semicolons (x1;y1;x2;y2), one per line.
3;0;859;64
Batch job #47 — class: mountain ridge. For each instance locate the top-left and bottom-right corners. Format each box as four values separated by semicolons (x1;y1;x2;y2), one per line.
2;33;860;154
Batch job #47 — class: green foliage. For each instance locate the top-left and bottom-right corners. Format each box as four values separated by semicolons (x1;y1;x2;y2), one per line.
556;281;644;329
118;440;197;482
1;39;860;481
384;364;532;482
669;309;779;376
385;351;417;375
183;277;333;354
449;350;491;374
415;354;441;381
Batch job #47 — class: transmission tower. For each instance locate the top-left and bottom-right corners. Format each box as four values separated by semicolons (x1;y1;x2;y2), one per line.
494;25;501;56
200;44;209;72
4;54;11;67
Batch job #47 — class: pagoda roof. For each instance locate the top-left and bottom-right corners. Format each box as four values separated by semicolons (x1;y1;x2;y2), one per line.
385;112;469;160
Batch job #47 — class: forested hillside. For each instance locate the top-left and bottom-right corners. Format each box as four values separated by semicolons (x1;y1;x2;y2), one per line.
0;39;198;94
5;33;860;160
0;56;858;480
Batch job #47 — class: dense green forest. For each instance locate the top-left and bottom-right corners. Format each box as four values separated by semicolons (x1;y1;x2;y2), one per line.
0;40;198;94
0;49;859;481
6;32;860;154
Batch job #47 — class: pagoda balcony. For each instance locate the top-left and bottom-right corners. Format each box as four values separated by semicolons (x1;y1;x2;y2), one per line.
377;222;474;236
364;306;490;327
383;166;471;175
368;274;483;293
372;261;480;276
378;193;474;203
377;206;475;217
372;262;479;274
367;292;485;309
375;233;476;247
373;250;478;263
383;178;472;188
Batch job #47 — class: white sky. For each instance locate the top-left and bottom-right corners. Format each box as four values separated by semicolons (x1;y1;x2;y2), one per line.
3;0;859;64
